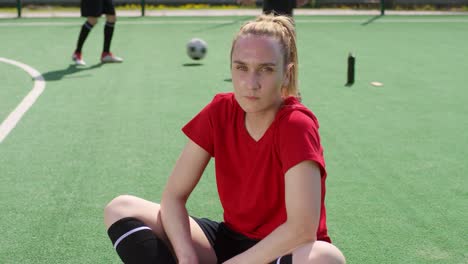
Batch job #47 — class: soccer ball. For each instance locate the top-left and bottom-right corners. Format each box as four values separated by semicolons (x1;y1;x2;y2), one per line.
187;38;207;60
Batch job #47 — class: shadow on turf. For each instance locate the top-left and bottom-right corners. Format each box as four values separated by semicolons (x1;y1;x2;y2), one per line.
183;63;203;67
361;15;383;26
40;63;103;81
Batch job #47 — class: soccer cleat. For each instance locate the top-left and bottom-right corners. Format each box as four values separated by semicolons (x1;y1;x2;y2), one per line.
72;52;86;66
101;52;123;63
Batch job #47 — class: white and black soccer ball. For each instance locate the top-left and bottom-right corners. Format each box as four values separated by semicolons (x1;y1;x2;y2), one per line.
186;38;207;60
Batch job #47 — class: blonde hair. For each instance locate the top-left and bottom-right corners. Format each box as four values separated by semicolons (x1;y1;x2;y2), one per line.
230;14;300;99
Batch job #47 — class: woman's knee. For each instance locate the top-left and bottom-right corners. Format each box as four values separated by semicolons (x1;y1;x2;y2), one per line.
104;195;145;228
293;240;346;264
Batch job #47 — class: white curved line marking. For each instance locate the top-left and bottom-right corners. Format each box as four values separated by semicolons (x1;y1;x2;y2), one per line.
0;57;46;143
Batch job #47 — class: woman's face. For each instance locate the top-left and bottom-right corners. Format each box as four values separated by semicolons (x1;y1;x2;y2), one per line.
231;35;290;115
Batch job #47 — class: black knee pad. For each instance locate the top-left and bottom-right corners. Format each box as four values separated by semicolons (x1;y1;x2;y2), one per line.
107;217;176;264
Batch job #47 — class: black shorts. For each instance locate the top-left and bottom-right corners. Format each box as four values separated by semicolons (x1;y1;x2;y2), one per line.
263;0;296;16
193;217;292;264
81;0;116;17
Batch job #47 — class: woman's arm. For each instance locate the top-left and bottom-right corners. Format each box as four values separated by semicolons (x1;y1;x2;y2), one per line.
161;139;211;264
224;160;322;264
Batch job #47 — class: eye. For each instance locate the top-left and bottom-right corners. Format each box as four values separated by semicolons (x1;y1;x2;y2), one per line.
235;65;248;71
261;66;274;73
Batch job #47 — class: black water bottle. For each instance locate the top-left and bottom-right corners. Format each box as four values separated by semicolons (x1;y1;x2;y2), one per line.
347;53;355;86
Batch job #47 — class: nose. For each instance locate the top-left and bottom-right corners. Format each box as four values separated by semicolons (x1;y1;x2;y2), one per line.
245;72;260;91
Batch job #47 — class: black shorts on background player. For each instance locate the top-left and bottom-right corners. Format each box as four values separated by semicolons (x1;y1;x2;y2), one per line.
263;0;296;16
81;0;116;17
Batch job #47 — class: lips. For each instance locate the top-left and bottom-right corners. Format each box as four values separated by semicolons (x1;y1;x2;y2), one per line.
245;96;259;100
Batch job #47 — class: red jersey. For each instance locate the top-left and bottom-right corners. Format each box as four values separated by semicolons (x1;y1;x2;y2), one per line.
182;93;330;242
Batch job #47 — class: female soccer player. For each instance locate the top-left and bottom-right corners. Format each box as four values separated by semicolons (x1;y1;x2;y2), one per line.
104;14;346;264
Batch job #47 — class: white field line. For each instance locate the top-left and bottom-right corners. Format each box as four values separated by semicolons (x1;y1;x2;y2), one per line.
0;18;467;27
0;57;46;144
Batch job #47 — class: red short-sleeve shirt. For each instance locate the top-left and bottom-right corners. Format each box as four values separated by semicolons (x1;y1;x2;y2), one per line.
182;93;330;242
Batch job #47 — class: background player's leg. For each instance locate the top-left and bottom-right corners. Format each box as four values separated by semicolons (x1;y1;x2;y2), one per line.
76;17;97;54
103;14;115;54
101;14;122;62
73;0;102;65
100;0;123;63
72;17;98;65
